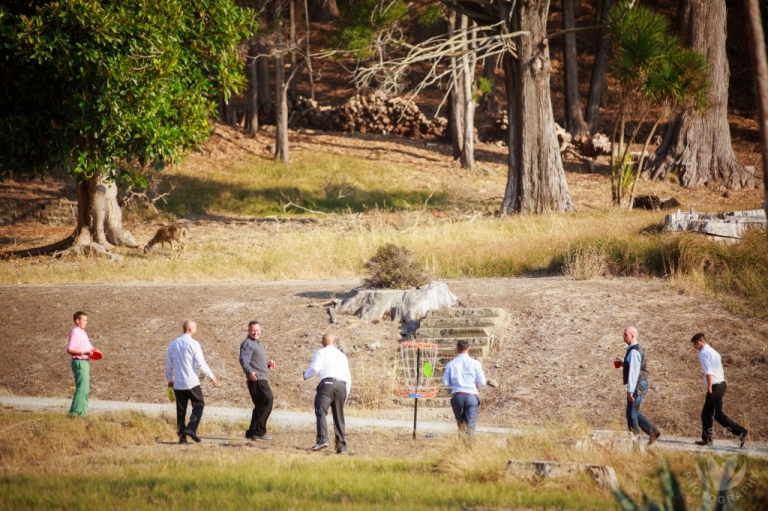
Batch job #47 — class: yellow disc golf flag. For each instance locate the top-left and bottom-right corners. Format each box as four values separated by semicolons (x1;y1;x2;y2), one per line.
422;362;433;378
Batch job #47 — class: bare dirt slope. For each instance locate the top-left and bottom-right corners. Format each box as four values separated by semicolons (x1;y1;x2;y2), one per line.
2;277;766;439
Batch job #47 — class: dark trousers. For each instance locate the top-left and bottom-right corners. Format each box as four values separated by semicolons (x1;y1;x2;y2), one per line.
450;393;480;434
315;378;346;449
174;386;205;439
701;382;747;443
246;379;274;437
625;380;658;436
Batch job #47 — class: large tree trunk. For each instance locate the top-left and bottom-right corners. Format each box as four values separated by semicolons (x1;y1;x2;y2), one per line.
585;0;612;134
743;0;768;223
245;35;259;136
308;0;338;22
562;0;589;141
79;174;139;249
501;0;575;214
649;0;754;189
275;0;290;163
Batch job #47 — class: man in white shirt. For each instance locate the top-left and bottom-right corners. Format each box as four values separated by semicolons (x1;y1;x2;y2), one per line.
617;326;661;445
303;333;351;453
166;320;218;444
442;339;486;436
691;333;747;448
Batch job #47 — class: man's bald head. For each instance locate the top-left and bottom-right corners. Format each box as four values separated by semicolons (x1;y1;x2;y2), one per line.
322;333;336;347
623;326;638;345
183;320;196;335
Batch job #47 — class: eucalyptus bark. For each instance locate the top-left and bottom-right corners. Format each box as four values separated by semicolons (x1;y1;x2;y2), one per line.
501;0;575;214
561;0;589;141
585;0;612;134
649;0;754;189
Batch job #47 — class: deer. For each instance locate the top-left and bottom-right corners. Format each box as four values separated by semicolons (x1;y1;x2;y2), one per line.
143;224;188;257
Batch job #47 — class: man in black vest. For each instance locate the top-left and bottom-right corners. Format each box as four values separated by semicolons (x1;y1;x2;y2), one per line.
616;326;661;445
239;321;274;441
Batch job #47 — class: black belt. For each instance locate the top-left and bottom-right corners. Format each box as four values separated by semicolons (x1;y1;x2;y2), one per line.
321;377;346;384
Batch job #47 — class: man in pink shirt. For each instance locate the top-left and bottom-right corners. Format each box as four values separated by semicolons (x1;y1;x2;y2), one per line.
66;311;96;417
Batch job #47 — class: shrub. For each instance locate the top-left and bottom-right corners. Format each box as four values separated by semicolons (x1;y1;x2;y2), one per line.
364;243;431;289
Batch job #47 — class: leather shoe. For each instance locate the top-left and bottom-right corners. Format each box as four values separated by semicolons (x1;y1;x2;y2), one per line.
695;440;712;446
739;432;748;449
184;429;201;443
648;431;661;446
310;442;328;451
178;436;188;445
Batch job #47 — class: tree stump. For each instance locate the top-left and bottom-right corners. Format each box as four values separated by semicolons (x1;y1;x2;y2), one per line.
335;282;457;322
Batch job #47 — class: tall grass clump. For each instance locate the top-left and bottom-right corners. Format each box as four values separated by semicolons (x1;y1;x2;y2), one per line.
363;243;431;289
558;230;768;318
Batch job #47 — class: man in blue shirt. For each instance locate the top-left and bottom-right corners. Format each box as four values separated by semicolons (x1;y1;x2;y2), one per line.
616;326;661;445
442;339;486;436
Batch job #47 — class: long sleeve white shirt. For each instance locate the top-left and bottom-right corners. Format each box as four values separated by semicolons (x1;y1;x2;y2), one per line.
442;353;486;394
303;345;352;397
698;344;726;386
166;333;215;390
626;344;642;393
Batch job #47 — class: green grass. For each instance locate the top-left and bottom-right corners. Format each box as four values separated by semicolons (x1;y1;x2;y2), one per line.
2;412;767;510
161;152;448;217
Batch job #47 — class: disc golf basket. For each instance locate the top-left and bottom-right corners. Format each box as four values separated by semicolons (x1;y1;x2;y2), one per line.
396;341;439;438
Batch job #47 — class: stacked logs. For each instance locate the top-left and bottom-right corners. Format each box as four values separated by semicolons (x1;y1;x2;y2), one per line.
289;93;447;140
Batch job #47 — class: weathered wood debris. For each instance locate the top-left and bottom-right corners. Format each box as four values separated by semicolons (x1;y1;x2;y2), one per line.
663;208;767;242
288;92;447;139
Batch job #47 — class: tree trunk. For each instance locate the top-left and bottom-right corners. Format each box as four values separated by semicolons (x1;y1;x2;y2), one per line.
448;11;465;159
308;0;338;22
289;0;297;102
80;174;139;249
501;0;575;214
275;0;290;163
649;0;754;189
478;55;499;115
460;16;475;171
257;40;271;109
562;0;589;141
303;0;316;100
585;0;612;134
743;0;768;222
245;35;259;136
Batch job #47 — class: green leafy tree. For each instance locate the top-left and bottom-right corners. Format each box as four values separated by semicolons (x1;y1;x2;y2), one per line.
0;0;253;256
606;1;709;207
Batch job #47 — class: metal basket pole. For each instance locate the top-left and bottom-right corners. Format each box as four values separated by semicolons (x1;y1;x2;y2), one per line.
412;346;421;439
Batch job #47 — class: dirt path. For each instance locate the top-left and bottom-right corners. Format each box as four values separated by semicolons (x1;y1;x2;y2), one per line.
2;396;765;459
2;277;766;439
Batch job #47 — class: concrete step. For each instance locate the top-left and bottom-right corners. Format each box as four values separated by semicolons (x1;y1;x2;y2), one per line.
415;326;492;339
419;317;500;328
425;307;507;319
409;336;490;347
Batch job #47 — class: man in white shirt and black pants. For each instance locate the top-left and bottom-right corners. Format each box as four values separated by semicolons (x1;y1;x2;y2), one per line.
442;339;486;436
166;320;218;444
691;333;748;448
303;333;352;453
617;326;661;445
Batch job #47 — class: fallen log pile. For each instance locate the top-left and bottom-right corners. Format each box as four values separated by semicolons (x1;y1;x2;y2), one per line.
289;93;447;140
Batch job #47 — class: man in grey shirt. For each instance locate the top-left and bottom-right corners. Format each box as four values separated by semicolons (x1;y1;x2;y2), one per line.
239;321;274;441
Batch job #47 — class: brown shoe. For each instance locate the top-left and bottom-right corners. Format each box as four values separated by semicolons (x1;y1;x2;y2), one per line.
648;431;661;445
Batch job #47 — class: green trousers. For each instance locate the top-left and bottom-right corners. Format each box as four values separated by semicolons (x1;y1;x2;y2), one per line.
69;359;90;417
